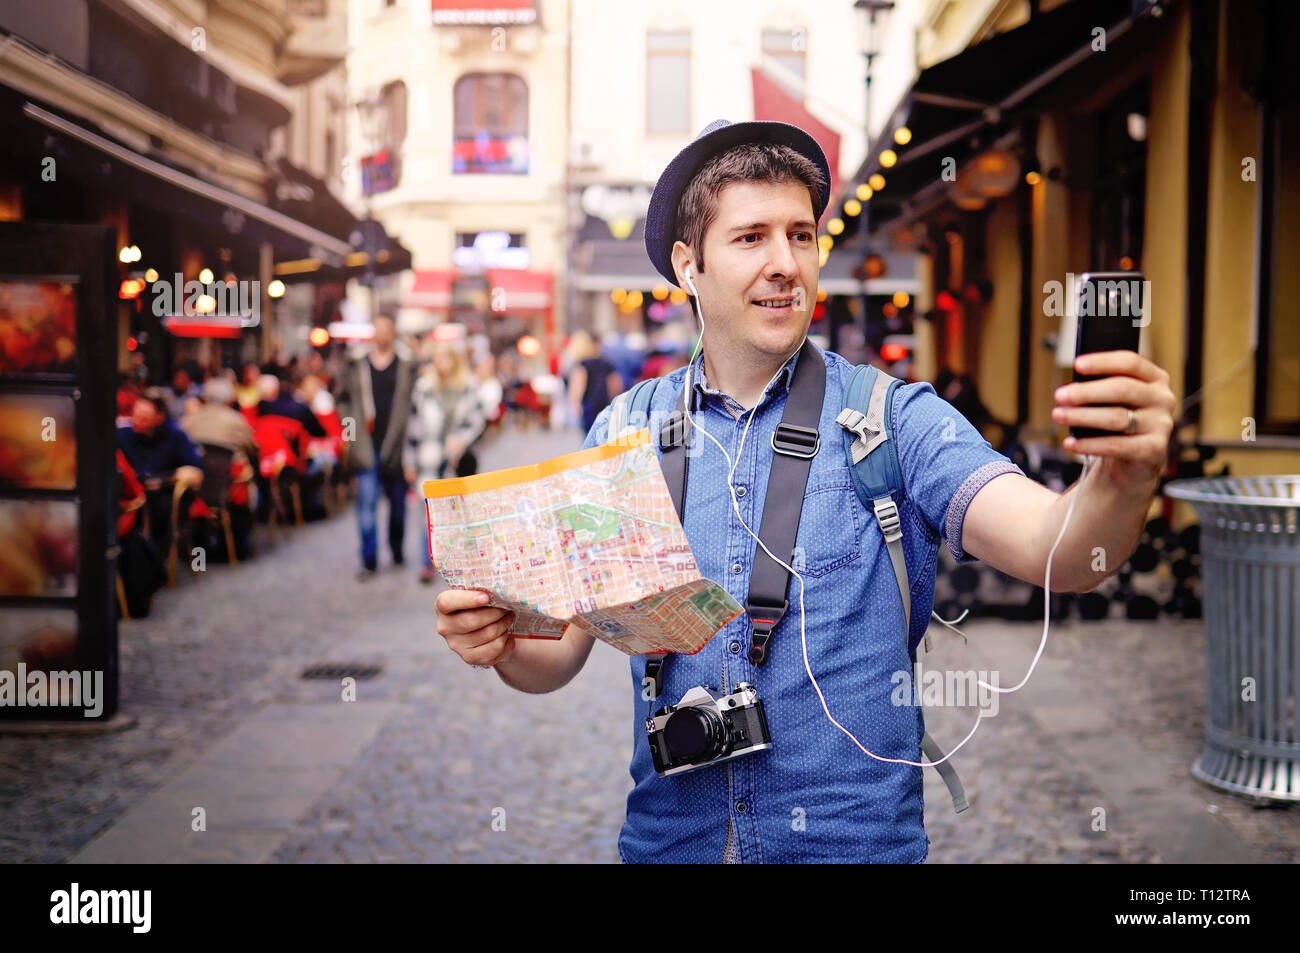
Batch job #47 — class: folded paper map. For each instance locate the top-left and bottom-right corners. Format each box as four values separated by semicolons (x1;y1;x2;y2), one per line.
423;429;742;656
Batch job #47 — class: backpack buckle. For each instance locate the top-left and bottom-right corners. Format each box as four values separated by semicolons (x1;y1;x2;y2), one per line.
659;411;689;449
836;408;877;465
771;422;819;459
746;598;788;665
645;654;666;699
873;496;903;544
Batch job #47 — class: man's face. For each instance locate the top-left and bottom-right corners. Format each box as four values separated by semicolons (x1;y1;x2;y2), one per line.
673;179;819;366
131;399;161;435
372;317;396;349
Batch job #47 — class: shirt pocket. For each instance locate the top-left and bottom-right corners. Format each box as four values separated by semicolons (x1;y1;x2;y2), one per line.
792;466;864;577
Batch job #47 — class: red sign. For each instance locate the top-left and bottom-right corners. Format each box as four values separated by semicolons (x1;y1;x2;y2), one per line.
431;0;537;24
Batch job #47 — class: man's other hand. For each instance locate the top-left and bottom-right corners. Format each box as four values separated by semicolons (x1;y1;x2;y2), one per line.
435;588;518;667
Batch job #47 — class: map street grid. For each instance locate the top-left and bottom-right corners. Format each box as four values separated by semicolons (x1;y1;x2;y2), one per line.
423;430;742;655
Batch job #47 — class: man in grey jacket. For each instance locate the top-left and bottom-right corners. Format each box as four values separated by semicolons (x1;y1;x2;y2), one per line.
336;314;417;580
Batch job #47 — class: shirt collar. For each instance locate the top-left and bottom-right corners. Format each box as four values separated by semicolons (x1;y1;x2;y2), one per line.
690;343;804;409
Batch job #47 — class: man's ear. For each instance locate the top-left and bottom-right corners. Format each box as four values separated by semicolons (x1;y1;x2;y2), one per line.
670;240;695;291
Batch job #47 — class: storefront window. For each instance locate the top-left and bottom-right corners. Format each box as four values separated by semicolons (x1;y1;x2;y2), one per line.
1260;94;1300;428
1090;82;1148;272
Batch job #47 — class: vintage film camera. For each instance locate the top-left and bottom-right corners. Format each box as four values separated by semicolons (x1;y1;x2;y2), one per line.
646;683;772;777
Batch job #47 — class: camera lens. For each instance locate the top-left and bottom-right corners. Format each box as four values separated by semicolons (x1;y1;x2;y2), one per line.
663;707;726;762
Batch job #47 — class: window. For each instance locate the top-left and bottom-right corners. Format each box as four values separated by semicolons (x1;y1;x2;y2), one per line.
1251;0;1299;434
361;81;406;194
1256;91;1300;431
647;31;690;134
453;74;529;174
381;80;407;152
1090;82;1148;273
762;28;806;100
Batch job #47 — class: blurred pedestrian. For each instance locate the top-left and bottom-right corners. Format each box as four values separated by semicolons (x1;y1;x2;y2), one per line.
473;351;505;428
235;361;261;415
408;343;486;585
568;335;623;432
336;314;417;580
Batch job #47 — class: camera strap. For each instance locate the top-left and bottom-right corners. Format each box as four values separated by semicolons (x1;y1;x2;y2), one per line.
645;338;825;700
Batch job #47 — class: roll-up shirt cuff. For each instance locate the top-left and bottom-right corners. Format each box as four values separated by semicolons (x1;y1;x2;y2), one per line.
944;460;1026;563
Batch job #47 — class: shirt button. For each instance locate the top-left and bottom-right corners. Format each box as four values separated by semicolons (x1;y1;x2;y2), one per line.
730;563;742;575
735;801;748;814
735;485;747;498
728;640;741;654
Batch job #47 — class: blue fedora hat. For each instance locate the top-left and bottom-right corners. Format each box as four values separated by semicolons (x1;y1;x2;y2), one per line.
644;119;832;288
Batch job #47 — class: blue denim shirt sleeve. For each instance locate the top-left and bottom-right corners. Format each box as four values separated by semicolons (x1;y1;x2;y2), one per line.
890;381;1025;564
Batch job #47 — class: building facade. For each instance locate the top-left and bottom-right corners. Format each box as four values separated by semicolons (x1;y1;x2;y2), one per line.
838;0;1299;485
346;0;568;368
0;0;391;374
567;0;882;359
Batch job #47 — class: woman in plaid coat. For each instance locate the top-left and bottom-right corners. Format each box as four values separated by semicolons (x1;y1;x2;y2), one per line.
408;343;487;583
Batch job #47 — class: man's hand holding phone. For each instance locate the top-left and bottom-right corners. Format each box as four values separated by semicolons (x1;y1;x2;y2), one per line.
435;588;518;667
1052;349;1177;494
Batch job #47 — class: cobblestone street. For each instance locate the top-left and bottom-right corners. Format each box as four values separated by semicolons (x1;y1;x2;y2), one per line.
1;422;1297;864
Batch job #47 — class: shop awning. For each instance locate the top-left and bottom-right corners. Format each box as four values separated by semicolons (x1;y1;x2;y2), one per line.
820;240;920;297
403;270;454;309
486;268;552;312
840;0;1147;229
22;102;354;261
575;242;663;292
751;66;841;207
573;213;664;291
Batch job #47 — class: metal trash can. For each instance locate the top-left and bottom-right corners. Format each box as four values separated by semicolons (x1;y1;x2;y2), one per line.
1164;475;1300;801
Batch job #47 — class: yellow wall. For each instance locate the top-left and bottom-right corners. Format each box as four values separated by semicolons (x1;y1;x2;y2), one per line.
977;193;1021;424
1028;112;1070;437
1197;0;1300;478
1141;0;1189;413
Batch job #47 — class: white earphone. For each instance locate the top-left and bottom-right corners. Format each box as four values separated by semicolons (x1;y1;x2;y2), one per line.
671;259;1088;771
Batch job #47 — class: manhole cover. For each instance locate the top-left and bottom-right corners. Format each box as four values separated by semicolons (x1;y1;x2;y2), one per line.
300;663;383;681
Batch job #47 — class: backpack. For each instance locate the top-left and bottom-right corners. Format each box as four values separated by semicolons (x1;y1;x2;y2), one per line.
606;362;970;814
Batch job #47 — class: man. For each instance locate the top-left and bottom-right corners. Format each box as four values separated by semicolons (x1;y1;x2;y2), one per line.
250;373;326;526
117;389;204;551
433;120;1176;863
567;336;624;433
181;376;258;460
182;376;260;558
165;366;201;420
336;314;417;580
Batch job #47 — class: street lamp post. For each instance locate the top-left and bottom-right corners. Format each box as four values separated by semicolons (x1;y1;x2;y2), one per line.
854;0;894;158
355;92;385;320
854;0;893;359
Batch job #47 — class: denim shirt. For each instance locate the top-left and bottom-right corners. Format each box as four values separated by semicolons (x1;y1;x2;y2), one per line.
582;343;1022;863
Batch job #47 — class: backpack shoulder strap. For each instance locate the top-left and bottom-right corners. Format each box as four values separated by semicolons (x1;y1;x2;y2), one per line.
837;365;970;815
837;364;908;633
605;377;661;442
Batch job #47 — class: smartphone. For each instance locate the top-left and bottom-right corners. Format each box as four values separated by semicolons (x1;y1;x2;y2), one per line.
1070;271;1145;440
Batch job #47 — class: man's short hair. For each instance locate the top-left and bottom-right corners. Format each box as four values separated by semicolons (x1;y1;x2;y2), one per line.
139;388;169;417
258;374;282;401
202;376;235;406
675;142;827;276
